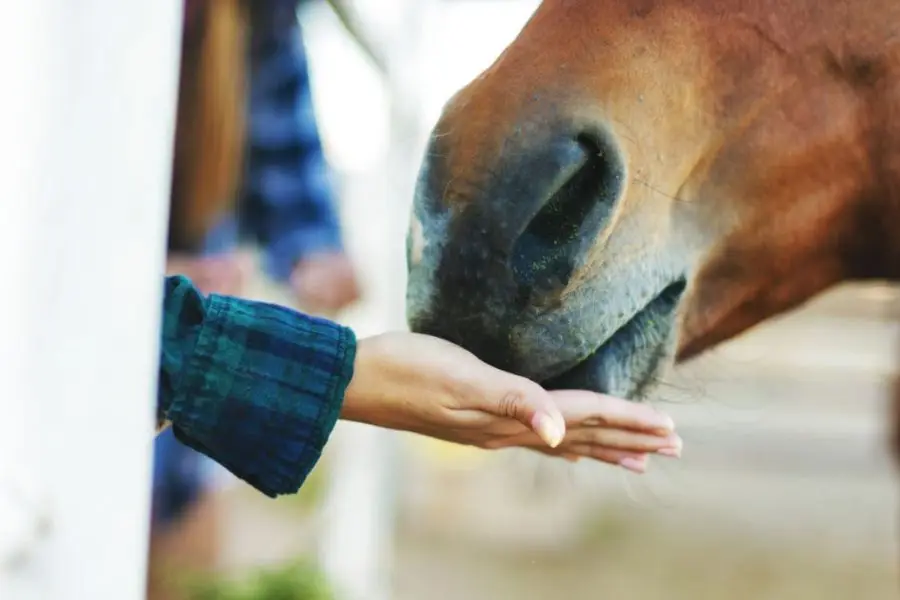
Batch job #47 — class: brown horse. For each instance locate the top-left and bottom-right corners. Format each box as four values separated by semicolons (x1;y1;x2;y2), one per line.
405;0;900;449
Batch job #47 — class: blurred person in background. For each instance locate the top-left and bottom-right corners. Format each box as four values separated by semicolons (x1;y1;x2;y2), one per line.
166;0;362;314
150;1;367;598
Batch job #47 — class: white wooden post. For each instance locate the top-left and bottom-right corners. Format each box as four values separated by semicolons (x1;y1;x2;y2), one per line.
0;1;182;599
316;2;436;600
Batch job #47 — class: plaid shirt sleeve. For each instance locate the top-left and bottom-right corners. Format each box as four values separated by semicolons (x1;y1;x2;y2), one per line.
157;275;356;497
239;8;345;283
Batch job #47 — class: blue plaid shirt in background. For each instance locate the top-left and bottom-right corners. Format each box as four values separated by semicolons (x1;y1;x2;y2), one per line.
200;1;344;281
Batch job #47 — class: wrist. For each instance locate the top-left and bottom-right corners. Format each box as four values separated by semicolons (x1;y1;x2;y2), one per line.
340;336;378;425
339;334;407;431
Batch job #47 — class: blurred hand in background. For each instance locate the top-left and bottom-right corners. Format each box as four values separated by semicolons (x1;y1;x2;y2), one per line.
290;250;362;316
166;252;251;297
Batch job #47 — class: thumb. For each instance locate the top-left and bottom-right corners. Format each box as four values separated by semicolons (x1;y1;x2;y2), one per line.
495;382;567;448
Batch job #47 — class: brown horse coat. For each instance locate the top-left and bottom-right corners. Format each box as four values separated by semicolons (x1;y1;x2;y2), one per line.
406;0;900;413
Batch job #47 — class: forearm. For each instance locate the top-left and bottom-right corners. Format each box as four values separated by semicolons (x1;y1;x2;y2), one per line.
158;275;356;497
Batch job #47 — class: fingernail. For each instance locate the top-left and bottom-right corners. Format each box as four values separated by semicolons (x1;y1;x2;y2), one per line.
654;414;676;433
658;436;683;457
562;453;581;463
534;413;564;448
619;457;647;473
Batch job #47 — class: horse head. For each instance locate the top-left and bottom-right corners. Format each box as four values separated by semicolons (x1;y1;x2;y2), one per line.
406;0;900;398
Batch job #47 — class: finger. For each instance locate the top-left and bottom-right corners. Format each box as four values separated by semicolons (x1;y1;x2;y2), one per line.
532;445;650;472
492;383;566;449
490;427;682;455
548;390;676;433
435;340;567;447
577;447;650;473
561;428;682;455
618;455;649;474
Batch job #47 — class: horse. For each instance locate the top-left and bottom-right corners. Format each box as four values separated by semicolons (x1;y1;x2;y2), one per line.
405;0;900;458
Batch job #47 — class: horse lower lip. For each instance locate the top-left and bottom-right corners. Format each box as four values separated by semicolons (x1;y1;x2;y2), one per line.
541;278;687;394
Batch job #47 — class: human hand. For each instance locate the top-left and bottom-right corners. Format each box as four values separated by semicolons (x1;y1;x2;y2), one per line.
341;332;680;472
483;390;681;473
166;253;247;297
290;252;361;316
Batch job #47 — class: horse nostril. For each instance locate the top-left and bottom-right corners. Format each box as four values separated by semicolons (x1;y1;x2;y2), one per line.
510;130;625;298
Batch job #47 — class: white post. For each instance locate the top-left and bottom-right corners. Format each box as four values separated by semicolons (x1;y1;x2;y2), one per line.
0;2;182;599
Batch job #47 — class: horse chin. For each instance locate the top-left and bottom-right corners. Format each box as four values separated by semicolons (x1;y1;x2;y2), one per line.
541;279;687;399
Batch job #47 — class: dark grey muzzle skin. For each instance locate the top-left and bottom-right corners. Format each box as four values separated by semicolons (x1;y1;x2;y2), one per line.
405;117;686;398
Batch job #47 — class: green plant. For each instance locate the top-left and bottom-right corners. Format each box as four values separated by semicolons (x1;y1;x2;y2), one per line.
183;560;336;600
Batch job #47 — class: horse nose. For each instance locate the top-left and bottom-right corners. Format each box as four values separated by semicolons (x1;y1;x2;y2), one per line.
406;123;626;369
502;128;627;299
